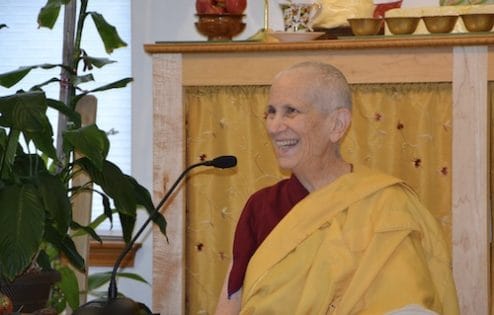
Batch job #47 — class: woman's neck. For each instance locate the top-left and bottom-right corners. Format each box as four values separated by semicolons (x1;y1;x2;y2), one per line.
295;159;352;192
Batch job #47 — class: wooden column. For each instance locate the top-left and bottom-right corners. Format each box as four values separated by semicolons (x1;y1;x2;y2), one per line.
152;54;185;315
72;95;97;305
452;45;490;315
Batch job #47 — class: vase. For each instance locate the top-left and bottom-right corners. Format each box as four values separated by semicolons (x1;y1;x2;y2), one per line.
0;270;61;313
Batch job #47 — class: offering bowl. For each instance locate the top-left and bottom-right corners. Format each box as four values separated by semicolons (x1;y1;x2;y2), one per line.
195;14;245;41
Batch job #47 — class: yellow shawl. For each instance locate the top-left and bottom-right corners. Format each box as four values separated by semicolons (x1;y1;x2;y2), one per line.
241;166;459;315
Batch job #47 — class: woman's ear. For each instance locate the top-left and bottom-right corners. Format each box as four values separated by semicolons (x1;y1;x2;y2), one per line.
329;108;352;143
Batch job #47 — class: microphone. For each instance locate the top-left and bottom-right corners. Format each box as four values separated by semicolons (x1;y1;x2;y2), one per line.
108;156;236;309
203;155;237;169
73;155;237;315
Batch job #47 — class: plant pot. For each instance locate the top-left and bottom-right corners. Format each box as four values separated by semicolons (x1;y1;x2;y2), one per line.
0;270;60;313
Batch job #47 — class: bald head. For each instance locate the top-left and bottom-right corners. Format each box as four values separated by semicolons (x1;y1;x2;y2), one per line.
273;62;352;114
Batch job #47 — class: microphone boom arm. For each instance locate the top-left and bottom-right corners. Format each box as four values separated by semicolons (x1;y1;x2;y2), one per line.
108;156;236;301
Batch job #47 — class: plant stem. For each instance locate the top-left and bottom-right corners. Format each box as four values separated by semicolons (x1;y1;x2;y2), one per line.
74;0;88;73
264;0;269;31
56;1;77;167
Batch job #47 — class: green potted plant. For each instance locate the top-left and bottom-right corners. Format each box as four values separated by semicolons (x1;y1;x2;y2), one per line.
0;0;166;313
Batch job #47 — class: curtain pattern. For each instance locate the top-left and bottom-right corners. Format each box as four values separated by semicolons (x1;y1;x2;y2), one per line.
184;83;471;315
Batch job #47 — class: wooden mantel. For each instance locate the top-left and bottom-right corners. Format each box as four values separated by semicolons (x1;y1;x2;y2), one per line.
145;34;493;315
145;33;494;53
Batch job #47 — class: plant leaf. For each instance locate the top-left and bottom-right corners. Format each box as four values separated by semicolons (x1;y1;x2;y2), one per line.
46;98;81;128
56;266;80;309
119;212;136;244
88;271;149;291
67;77;132;111
0;183;45;281
101;193;112;223
13;153;49;178
72;73;95;86
82;56;116;69
0;128;20;181
36;249;52;270
75;158;137;217
89;77;133;93
36;173;72;233
127;175;167;238
87;271;112;290
0;64;67;88
37;0;63;29
0;91;48;130
44;225;85;272
70;221;102;243
63;124;110;169
26;130;58;161
89;12;127;54
68;77;133;108
0;67;32;88
30;77;60;90
115;271;149;284
71;210;116;238
0;91;57;160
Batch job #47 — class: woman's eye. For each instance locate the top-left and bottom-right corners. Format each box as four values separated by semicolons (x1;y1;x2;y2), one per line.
264;107;275;119
264;106;299;119
285;107;298;116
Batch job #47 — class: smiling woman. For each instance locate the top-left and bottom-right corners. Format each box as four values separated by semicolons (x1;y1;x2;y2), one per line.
183;69;460;315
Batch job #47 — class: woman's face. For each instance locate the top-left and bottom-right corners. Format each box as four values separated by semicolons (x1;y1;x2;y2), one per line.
265;72;335;175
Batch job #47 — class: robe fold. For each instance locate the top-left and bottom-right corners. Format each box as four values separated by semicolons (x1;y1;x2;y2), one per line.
240;166;459;315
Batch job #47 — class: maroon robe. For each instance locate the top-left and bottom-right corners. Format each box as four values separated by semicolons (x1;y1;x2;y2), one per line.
227;175;309;296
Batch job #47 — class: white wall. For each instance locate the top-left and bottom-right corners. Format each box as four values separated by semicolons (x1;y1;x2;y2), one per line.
128;0;267;309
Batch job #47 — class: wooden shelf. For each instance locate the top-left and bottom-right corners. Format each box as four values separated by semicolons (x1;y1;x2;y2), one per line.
89;240;142;267
145;33;494;54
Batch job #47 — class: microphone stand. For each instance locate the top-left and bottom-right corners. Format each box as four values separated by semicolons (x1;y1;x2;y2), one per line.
73;156;236;314
108;155;237;301
108;160;206;300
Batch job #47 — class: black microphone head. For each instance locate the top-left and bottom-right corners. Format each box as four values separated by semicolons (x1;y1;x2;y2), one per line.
206;155;237;169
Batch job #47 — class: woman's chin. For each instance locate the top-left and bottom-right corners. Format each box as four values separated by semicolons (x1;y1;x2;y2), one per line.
276;157;297;171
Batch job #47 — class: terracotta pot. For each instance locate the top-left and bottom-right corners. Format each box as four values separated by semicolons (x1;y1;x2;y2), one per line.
0;270;60;313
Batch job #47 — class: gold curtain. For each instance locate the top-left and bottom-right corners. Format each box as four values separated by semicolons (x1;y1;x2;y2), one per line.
184;86;283;315
184;83;479;315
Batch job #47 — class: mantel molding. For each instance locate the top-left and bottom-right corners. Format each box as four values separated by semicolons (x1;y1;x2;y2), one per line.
144;33;494;54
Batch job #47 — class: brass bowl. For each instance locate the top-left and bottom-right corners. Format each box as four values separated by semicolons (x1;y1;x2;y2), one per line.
422;15;458;33
195;14;245;41
347;18;384;36
460;13;494;32
385;17;420;35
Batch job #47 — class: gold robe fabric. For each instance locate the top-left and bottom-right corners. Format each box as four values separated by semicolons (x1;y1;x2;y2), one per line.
240;165;459;315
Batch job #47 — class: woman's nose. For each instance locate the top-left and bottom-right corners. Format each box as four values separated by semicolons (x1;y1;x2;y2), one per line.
266;114;286;134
